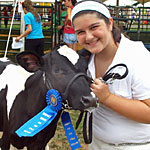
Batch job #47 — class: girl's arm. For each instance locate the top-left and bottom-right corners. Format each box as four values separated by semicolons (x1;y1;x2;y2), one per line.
65;7;72;26
15;24;32;42
91;78;150;124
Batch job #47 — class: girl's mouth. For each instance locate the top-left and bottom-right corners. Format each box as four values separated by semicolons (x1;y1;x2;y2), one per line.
87;39;99;47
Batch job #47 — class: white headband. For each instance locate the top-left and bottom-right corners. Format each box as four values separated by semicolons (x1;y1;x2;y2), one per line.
71;1;111;22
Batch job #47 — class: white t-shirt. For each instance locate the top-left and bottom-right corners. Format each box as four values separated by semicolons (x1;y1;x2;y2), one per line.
88;35;150;144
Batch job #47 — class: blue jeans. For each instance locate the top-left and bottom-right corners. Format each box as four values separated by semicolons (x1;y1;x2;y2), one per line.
63;33;77;44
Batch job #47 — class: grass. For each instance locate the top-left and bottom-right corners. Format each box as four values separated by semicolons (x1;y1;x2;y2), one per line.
49;110;88;150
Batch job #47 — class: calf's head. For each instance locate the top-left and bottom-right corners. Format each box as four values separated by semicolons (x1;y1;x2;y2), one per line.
16;45;95;110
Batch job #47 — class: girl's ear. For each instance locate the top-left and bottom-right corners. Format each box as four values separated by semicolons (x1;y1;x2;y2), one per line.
109;17;113;31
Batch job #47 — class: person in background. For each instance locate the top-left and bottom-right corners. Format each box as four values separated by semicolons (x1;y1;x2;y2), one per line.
56;3;67;42
3;7;9;28
71;0;150;150
42;9;59;48
63;0;77;51
16;0;44;56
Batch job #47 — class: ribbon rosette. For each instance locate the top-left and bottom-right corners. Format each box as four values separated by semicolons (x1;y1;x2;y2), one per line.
46;89;62;112
16;89;62;137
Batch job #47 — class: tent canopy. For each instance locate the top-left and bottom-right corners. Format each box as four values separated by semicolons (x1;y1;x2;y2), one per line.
103;0;137;6
102;0;150;6
136;0;150;4
0;0;59;2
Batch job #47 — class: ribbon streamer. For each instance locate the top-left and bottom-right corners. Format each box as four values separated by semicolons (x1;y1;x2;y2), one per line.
61;111;81;150
16;89;62;137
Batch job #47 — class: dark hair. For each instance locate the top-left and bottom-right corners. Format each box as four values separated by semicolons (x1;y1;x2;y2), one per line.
72;0;121;44
22;0;40;23
71;0;77;6
62;0;77;6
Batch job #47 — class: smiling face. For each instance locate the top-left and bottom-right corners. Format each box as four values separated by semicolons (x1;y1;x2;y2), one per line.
73;13;115;54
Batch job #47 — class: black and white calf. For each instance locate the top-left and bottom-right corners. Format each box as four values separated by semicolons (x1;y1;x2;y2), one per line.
0;45;95;150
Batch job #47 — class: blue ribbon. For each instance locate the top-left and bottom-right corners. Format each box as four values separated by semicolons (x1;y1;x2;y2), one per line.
16;89;62;137
61;111;81;150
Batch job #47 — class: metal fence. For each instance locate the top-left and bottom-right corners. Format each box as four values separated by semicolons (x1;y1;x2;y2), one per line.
108;6;150;37
107;6;150;50
0;4;150;54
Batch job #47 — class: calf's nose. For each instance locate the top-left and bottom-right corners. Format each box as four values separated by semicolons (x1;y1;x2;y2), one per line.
81;96;99;109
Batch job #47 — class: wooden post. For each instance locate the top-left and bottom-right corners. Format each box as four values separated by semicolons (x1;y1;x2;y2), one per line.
116;0;119;24
18;0;25;52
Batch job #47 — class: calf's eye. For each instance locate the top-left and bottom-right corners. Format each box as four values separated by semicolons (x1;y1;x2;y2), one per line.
54;67;62;73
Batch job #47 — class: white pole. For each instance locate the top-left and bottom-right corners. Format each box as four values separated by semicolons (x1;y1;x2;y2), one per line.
4;0;18;58
20;12;25;52
18;0;25;52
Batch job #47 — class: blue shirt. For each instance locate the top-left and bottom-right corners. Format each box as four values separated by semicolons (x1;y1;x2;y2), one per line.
24;12;44;39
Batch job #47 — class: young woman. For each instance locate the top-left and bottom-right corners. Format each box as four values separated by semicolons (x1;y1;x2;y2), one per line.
71;0;150;149
63;0;77;51
16;0;44;56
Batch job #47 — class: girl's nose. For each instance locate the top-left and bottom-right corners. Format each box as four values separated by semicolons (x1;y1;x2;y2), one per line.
85;31;94;42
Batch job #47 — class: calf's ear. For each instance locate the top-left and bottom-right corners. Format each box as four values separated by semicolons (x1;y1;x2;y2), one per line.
75;49;91;72
16;51;44;72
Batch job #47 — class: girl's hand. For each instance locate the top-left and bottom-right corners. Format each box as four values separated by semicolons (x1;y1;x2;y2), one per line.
57;25;63;30
90;78;111;104
15;36;21;42
66;24;71;29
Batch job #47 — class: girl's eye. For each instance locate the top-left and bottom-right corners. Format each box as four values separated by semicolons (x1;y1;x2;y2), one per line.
77;31;84;35
91;25;98;30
